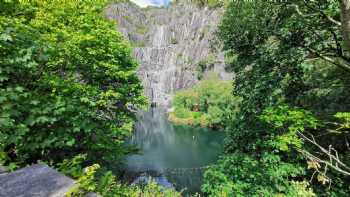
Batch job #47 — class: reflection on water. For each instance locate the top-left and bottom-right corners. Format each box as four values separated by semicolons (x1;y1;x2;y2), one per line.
125;108;225;195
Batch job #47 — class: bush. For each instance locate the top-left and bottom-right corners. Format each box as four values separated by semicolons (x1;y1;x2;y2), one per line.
171;37;178;44
169;75;239;129
202;153;311;197
67;164;181;197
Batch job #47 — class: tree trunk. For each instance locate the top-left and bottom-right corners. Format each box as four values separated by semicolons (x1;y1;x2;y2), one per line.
340;0;350;52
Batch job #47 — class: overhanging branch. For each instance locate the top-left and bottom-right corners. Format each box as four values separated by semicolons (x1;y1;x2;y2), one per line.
307;48;350;71
302;0;341;26
297;131;350;176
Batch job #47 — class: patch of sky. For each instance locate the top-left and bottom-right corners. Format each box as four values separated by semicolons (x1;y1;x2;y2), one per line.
130;0;171;7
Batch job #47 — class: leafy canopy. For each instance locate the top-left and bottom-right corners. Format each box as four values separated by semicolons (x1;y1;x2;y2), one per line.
0;0;146;168
203;0;350;196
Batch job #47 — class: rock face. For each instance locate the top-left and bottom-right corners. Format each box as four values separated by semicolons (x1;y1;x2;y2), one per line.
105;2;232;107
0;164;75;197
0;166;7;175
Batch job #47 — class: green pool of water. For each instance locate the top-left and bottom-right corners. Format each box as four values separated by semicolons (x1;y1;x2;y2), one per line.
125;108;225;195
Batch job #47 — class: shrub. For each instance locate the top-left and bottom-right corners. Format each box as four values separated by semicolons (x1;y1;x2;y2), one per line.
171;37;178;44
202;153;311;197
197;54;216;79
169;75;239;129
67;164;181;197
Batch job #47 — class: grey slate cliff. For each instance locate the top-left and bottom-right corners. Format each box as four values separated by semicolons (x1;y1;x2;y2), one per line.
105;2;232;107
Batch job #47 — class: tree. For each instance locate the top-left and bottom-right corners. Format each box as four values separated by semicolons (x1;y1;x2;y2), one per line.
340;0;350;52
203;0;350;196
0;0;145;168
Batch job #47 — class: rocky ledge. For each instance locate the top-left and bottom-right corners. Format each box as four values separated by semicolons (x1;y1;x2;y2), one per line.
0;164;99;197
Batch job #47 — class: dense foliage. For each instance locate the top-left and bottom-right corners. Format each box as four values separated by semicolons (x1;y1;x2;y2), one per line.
2;0;350;196
0;0;184;196
0;0;147;169
203;0;350;196
68;165;181;197
169;75;239;128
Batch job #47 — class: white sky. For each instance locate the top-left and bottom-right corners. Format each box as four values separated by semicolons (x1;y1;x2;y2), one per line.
130;0;171;7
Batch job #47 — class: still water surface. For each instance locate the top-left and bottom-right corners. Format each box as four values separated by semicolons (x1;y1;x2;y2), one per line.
125;108;225;195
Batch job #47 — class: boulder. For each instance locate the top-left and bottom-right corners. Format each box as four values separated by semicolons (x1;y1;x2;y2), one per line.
85;193;101;197
0;164;75;197
132;175;175;189
0;166;7;174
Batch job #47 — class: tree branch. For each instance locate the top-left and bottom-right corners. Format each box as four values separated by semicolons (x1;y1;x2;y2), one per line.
307;48;350;71
287;4;318;17
302;0;341;26
299;148;350;176
297;131;350;176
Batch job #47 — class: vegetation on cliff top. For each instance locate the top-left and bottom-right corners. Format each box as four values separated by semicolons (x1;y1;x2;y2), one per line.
172;0;227;8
